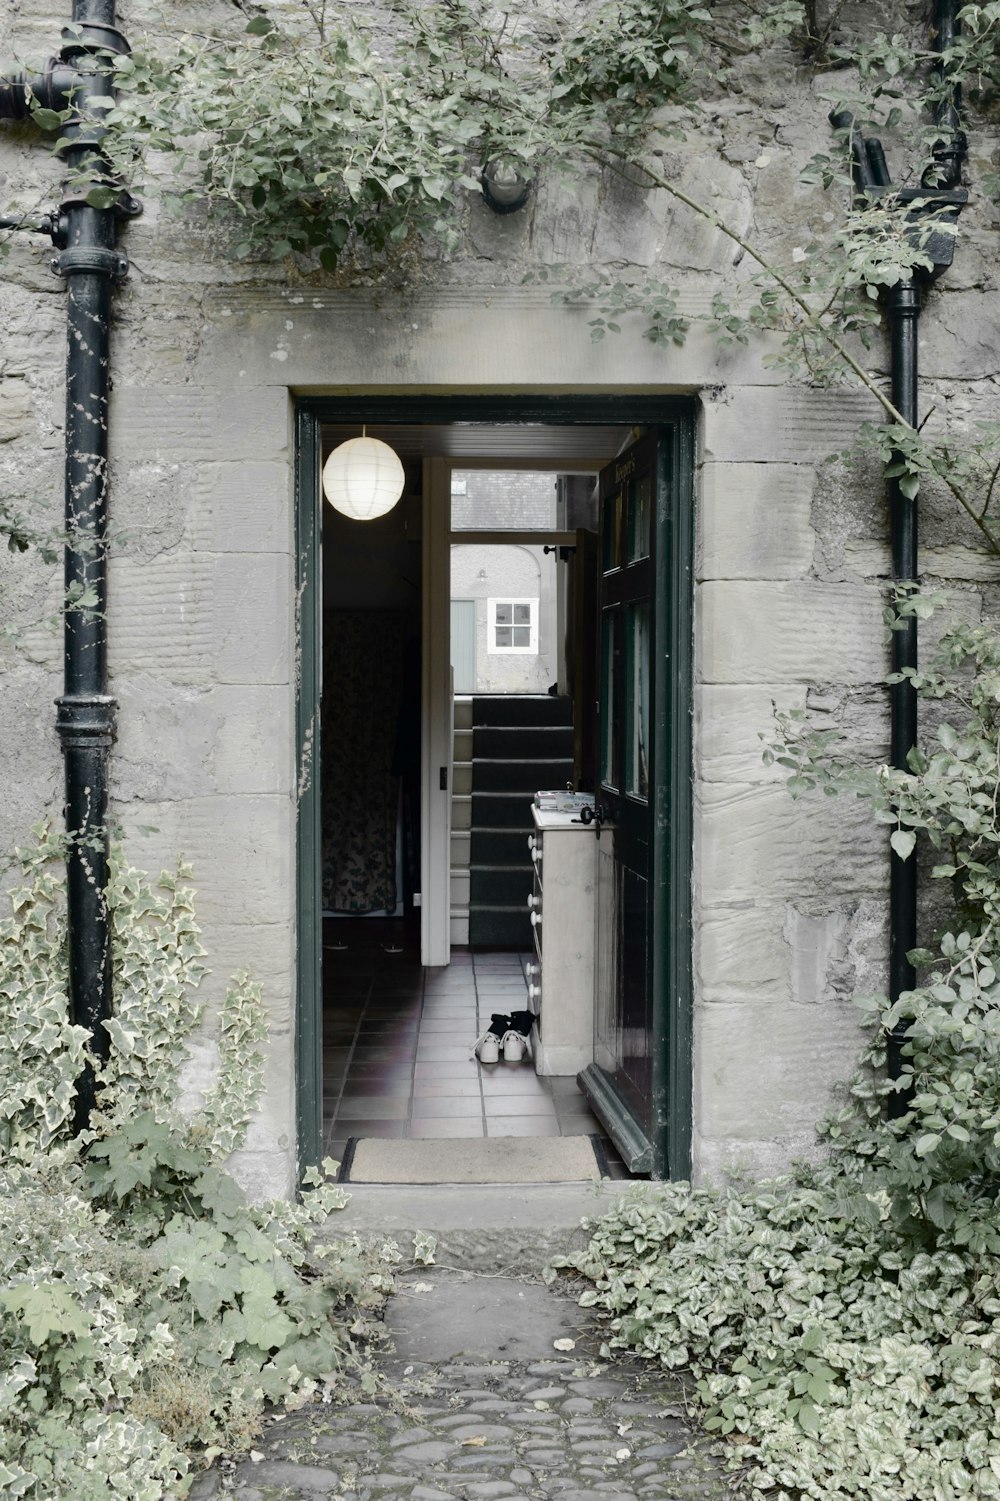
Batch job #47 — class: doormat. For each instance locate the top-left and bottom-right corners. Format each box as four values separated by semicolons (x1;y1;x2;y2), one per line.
339;1135;605;1185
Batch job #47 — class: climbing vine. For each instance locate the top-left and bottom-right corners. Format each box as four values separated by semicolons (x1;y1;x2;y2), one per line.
84;0;1000;552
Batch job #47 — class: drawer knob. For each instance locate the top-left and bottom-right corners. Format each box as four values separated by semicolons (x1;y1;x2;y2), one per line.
528;981;541;1001
526;893;540;909
530;910;541;927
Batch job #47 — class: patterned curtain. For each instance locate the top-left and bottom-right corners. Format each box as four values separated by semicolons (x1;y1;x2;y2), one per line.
321;611;409;913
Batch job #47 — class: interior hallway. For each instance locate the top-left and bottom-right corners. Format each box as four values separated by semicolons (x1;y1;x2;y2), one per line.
323;919;629;1176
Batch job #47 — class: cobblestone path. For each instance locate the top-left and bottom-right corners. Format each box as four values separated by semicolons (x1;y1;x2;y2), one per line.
190;1272;739;1501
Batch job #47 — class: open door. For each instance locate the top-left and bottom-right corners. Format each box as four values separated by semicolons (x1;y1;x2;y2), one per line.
580;432;668;1175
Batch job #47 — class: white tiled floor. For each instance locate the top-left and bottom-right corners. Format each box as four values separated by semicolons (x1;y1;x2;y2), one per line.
322;926;629;1176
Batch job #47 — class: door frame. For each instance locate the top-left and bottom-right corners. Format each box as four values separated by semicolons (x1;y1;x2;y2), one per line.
294;394;694;1179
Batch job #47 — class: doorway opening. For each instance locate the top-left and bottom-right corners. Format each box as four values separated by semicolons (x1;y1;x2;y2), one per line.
295;398;694;1184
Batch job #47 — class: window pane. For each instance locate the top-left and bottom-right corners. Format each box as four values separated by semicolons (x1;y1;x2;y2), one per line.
495;627;512;647
627;476;651;562
512;626;530;647
600;608;621;790
495;603;512;624
626;600;650;800
602;489;621;573
513;603;531;624
450;468;558;529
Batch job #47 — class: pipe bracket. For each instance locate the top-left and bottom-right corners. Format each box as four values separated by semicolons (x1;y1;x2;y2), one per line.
55;694;117;749
52;244;128;279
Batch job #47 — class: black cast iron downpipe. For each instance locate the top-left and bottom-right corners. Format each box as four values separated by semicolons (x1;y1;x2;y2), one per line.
886;281;920;1108
832;0;966;1114
924;0;966;190
0;0;129;1128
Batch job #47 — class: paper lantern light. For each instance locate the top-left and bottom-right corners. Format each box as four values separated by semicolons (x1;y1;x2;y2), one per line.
322;432;405;521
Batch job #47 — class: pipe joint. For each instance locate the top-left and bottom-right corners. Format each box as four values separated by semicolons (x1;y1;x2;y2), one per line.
0;61;80;120
60;20;129;61
55;693;117;749
52;243;128;279
889;282;921;317
922;134;967;191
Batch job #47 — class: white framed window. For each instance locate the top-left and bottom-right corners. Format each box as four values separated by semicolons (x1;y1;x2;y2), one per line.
488;597;538;654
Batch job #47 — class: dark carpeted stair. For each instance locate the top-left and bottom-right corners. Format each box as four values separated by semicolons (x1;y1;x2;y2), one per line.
467;695;573;948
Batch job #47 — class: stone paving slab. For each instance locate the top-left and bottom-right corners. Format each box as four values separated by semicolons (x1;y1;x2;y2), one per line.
315;1185;637;1274
191;1270;739;1501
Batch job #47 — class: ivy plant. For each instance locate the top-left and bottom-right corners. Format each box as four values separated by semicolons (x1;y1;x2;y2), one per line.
0;828;394;1500
552;610;1000;1500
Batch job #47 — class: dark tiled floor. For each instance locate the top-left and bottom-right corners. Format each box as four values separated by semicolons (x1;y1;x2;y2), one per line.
322;918;630;1177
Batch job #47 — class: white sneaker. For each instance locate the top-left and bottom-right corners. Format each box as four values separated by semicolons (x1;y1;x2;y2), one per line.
501;1030;526;1063
475;1031;500;1064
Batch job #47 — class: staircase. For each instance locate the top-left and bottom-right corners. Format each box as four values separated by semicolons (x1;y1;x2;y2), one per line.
452;695;574;949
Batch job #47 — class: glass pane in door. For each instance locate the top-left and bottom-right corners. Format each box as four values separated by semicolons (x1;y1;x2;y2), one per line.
602;489;621;572
625;600;650;800
600;607;621;789
626;476;651;562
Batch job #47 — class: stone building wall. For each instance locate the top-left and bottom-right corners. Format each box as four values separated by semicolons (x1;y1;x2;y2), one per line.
0;1;997;1194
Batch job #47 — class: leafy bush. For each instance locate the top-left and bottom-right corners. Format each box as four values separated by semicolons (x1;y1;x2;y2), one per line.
553;614;1000;1500
0;829;387;1500
101;0;802;270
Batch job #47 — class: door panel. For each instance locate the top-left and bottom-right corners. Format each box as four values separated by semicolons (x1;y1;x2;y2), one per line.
586;434;661;1172
594;834;618;1076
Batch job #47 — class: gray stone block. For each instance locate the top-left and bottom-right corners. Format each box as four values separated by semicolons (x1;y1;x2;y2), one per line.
696;904;792;1002
696;684;806;784
694;995;866;1141
121;794;294;927
697;781;884;902
0;378;35;442
699;463;816;579
702;386;883;464
193;461;293;553
698;580;886;684
110;551;292;686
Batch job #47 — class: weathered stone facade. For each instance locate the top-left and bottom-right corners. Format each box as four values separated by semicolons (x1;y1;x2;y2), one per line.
1;1;997;1194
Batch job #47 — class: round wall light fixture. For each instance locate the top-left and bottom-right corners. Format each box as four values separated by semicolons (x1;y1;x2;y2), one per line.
481;158;532;215
322;428;405;521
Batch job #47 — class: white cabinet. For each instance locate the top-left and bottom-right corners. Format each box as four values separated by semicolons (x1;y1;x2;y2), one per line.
527;808;596;1076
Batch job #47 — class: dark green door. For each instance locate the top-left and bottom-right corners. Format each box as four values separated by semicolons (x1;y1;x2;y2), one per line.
583;432;663;1174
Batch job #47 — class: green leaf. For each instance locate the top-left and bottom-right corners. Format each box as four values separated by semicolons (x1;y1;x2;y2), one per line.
84;186;119;210
890;828;916;860
30;107;66;131
796;1400;821;1436
245;16;275;35
1;1282;90;1346
914;1132;942;1156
